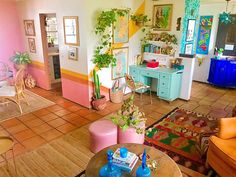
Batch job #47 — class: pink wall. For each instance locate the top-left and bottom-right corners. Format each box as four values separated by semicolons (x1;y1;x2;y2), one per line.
0;1;24;70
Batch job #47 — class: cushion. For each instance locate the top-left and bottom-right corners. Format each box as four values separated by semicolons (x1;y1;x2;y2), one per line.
209;136;236;169
0;86;16;97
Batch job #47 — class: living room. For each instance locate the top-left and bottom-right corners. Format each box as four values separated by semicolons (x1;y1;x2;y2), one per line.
0;0;235;176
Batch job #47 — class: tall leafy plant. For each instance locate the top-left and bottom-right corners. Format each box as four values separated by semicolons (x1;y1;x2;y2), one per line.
93;8;130;70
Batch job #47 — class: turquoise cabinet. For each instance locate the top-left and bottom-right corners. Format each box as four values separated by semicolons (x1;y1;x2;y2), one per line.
129;65;183;101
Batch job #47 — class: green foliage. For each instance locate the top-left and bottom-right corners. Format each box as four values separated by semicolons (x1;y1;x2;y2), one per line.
111;95;146;134
93;8;130;70
93;69;101;99
10;52;31;65
131;14;150;24
159;32;177;45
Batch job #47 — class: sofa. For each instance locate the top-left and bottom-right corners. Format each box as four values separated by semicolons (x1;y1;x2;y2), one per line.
207;117;236;177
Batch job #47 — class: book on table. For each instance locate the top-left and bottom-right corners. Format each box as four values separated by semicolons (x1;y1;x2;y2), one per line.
112;148;139;172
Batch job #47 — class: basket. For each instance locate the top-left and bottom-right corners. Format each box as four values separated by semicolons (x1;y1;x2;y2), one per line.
110;79;123;104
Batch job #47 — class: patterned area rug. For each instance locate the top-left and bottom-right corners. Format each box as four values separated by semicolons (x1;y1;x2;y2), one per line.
0;90;55;121
145;108;218;175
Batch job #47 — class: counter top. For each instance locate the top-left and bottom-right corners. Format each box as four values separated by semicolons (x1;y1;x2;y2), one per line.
48;52;59;56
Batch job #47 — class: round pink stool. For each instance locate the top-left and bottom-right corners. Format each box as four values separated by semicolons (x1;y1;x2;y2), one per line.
89;120;117;153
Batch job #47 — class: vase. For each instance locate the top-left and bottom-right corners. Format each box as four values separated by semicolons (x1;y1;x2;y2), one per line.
14;64;27;71
118;123;145;144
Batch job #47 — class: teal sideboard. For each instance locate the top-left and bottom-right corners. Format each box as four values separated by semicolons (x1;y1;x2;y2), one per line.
129;65;183;101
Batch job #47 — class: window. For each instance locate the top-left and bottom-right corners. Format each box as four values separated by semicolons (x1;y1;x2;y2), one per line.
45;16;58;46
215;14;236;56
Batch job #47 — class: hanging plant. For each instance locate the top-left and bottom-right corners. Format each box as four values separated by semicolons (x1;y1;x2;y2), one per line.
93;8;130;70
131;14;150;26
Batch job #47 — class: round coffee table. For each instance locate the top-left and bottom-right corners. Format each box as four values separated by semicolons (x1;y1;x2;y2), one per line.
85;143;182;177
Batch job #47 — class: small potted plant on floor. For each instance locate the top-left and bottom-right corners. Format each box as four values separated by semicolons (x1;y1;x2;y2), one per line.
91;69;107;111
131;14;150;26
10;52;31;70
111;95;146;144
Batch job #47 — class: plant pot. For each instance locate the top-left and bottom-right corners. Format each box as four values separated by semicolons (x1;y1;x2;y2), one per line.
91;95;107;111
135;21;144;26
118;123;145;144
14;64;27;71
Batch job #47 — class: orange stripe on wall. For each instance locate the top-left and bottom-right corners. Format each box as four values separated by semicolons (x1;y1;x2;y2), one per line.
29;60;45;70
61;68;109;94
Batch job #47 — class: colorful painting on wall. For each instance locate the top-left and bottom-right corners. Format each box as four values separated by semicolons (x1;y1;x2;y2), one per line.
153;4;173;31
196;16;213;55
113;14;129;44
112;47;128;80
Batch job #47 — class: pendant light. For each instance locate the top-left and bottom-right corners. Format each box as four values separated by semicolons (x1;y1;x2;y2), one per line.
219;0;232;24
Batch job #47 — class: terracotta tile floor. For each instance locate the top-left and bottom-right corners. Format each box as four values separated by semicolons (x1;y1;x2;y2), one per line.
0;82;235;162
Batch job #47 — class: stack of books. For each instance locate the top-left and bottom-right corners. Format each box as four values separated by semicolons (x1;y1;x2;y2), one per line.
112;148;138;172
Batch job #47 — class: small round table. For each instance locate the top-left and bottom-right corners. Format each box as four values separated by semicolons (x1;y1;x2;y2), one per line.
85;143;182;177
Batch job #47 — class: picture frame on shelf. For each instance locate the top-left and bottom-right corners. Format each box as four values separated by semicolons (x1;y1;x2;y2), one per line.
185;43;193;55
28;38;36;53
63;16;80;46
153;4;173;31
113;13;129;44
24;20;36;36
112;47;128;80
186;19;196;42
68;46;78;61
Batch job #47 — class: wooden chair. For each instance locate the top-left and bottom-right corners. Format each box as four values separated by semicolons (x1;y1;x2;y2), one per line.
0;69;28;113
0;134;17;176
125;74;152;104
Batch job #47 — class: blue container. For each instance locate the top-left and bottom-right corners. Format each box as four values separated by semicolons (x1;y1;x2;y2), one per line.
99;150;122;177
136;149;151;177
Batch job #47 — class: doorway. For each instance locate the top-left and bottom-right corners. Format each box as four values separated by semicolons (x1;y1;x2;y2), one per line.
39;13;62;94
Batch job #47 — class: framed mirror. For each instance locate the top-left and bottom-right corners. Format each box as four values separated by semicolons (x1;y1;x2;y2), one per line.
63;16;79;46
186;19;196;42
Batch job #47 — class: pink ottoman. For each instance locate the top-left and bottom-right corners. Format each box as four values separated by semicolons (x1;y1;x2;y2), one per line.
118;123;145;144
89;120;117;153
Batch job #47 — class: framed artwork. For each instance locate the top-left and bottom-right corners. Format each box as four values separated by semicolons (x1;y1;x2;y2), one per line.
186;19;196;42
113;13;129;44
24;20;35;36
68;46;78;61
196;16;213;55
153;4;173;31
185;43;193;55
28;38;36;53
63;16;79;46
112;47;128;80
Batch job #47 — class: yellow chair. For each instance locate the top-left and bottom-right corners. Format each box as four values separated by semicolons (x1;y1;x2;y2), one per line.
207;117;236;177
0;134;17;176
125;74;152;104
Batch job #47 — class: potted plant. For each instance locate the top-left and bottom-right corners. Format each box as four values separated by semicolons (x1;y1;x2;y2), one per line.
10;52;31;70
91;69;107;111
111;95;146;144
131;14;150;26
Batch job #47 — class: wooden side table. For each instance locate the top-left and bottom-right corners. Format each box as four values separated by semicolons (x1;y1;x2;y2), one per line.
85;143;182;177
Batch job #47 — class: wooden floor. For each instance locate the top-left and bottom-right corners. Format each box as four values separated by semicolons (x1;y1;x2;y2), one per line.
0;82;235;177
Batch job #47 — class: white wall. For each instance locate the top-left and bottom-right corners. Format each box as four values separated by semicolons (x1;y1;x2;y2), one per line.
17;0;89;75
145;0;185;53
193;2;236;83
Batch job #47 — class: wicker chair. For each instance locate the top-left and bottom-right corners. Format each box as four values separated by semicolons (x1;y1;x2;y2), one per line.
0;69;28;113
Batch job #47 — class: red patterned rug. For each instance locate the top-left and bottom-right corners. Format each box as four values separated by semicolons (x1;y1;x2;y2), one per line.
145;108;218;175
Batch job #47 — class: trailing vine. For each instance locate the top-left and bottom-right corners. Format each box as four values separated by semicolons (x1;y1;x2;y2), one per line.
93;8;130;69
